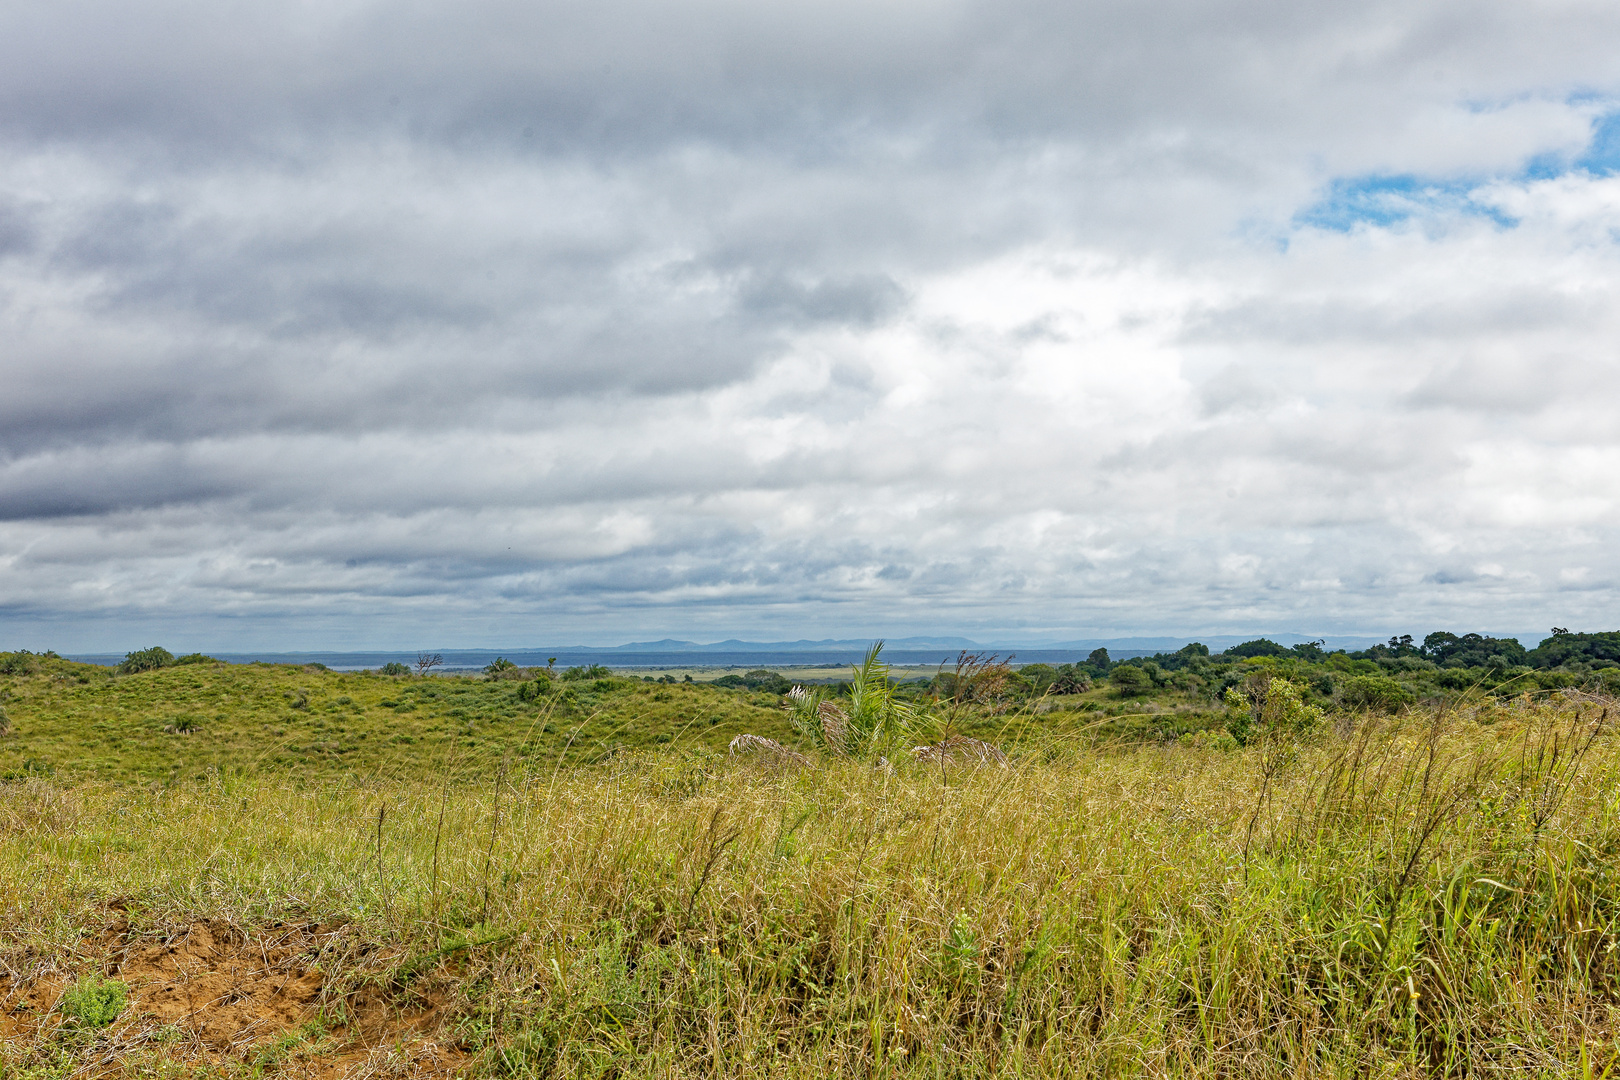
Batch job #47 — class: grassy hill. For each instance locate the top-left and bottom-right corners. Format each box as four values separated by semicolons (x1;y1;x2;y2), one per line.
3;648;1619;1077
0;656;801;785
0;653;1232;786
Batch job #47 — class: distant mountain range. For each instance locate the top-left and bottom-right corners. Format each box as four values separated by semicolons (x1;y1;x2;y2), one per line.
591;636;981;652
69;632;1547;672
575;633;1388;653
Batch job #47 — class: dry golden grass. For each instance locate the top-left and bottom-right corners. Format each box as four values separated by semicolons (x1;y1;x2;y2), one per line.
2;697;1618;1077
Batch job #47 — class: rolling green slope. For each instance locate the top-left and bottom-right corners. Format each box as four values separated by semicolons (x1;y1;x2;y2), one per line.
0;657;796;784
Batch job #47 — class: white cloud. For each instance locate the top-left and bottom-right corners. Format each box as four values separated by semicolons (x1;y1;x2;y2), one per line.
2;0;1620;649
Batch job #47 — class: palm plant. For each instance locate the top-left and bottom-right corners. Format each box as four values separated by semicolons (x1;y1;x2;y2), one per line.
786;642;932;761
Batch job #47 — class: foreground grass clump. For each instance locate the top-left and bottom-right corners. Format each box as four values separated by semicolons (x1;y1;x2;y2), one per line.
2;698;1618;1077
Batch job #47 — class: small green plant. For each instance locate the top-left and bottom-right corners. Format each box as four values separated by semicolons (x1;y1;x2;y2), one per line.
59;974;126;1029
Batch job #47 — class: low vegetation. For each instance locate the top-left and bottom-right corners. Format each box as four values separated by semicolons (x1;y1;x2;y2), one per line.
0;636;1617;1076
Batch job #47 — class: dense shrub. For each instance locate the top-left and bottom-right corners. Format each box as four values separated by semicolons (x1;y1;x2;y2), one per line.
0;651;40;676
1111;665;1152;697
1422;631;1527;668
380;661;409;676
714;669;793;693
1016;663;1057;692
561;664;611;682
516;675;553;701
1224;638;1290;659
1338;673;1415;712
1527;630;1620;668
1224;676;1324;746
485;657;528;681
118;646;175;674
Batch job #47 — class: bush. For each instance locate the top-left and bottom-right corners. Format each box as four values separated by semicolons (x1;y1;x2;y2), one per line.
173;653;219;665
380;661;409;676
715;670;793;693
1338;674;1414;712
516;675;553;702
562;665;611;682
1224;677;1324;746
1224;639;1290;659
1179;727;1239;752
1049;663;1091;694
0;651;40;676
1526;630;1620;669
1018;664;1057;693
59;974;126;1029
1111;665;1153;698
118;646;174;674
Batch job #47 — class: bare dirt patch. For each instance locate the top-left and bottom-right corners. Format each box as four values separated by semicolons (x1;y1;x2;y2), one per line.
0;915;469;1077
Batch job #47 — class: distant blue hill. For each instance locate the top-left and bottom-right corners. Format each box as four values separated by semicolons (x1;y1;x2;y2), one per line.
66;632;1398;672
604;636;981;652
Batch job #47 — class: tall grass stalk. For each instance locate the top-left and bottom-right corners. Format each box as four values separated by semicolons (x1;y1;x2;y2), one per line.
1;701;1617;1077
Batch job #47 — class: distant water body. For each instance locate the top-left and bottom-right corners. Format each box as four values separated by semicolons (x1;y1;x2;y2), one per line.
66;646;1150;672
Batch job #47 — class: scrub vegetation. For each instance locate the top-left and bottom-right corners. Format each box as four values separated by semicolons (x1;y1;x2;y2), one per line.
1;634;1618;1077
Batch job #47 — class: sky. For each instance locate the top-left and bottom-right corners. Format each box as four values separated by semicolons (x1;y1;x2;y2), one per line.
2;0;1620;652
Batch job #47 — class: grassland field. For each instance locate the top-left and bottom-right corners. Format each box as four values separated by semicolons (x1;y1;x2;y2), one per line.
0;657;1224;787
2;651;1619;1078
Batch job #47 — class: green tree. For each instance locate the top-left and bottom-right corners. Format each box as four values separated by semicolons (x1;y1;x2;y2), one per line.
118;646;174;674
1224;677;1324;747
1339;674;1415;712
1111;665;1152;698
1224;639;1290;659
1421;632;1526;668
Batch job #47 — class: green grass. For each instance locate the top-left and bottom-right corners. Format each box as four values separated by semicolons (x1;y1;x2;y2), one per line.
0;656;1224;786
3;656;1618;1076
0;658;805;785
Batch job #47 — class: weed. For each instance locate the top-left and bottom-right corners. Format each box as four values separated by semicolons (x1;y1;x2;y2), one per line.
58;974;126;1029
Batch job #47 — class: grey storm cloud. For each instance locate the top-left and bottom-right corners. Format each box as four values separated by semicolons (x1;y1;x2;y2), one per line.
3;0;1620;650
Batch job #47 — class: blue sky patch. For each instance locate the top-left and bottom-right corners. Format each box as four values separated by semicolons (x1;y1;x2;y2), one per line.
1297;105;1620;233
1294;174;1515;232
1577;110;1620;175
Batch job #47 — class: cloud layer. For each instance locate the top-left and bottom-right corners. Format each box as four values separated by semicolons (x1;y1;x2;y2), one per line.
3;0;1620;649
